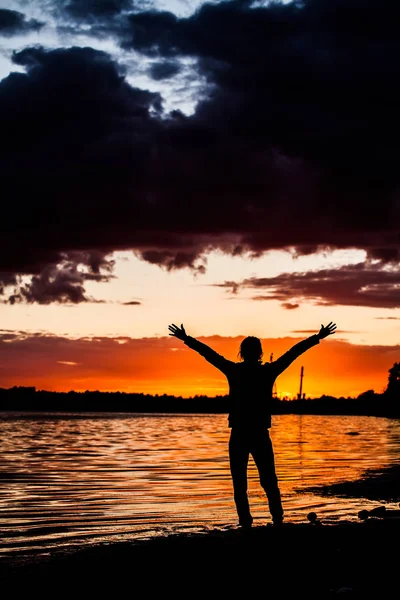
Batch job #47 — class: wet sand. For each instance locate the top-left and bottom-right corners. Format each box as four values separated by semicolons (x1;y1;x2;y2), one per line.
2;465;400;598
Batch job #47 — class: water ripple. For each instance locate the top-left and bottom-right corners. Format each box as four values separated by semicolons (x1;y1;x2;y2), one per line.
1;411;400;561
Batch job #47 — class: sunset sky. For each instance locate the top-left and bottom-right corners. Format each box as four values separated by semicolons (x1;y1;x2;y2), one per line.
0;0;398;399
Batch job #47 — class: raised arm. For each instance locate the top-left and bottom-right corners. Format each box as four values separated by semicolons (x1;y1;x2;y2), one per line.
168;323;188;342
318;322;337;340
272;322;337;376
168;323;232;374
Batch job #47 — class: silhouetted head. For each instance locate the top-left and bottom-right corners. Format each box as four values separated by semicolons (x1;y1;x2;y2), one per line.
238;336;263;363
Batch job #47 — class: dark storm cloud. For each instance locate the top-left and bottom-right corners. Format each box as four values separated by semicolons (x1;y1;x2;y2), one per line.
0;45;164;302
64;0;134;19
148;59;181;80
122;0;400;233
123;0;400;171
3;249;114;305
214;262;400;309
0;273;17;295
57;0;147;37
7;253;114;305
8;265;89;305
0;8;44;36
1;0;399;304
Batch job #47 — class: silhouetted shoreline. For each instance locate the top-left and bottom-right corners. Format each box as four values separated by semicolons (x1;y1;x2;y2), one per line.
1;386;399;418
2;516;400;597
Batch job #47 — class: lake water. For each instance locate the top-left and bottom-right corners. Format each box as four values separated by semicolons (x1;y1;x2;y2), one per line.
1;411;400;563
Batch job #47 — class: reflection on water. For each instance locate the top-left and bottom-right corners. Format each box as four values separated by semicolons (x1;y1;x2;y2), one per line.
1;412;400;561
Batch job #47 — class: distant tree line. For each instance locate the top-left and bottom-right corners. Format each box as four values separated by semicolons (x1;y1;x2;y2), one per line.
0;363;399;418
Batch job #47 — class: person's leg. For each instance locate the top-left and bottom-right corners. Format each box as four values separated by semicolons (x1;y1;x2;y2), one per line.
229;429;252;527
250;430;284;525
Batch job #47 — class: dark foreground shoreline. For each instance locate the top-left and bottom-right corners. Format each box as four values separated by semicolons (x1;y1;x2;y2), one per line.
1;517;400;598
2;465;400;598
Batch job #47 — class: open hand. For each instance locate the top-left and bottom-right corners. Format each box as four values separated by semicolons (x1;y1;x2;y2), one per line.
318;322;337;339
168;323;188;341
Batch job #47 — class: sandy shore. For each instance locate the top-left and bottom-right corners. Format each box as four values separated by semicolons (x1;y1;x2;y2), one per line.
2;465;400;597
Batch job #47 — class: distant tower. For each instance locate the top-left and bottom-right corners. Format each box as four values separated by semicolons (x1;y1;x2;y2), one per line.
270;353;278;398
297;366;304;399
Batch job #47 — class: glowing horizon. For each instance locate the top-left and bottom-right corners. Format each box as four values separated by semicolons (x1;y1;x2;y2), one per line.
0;330;396;399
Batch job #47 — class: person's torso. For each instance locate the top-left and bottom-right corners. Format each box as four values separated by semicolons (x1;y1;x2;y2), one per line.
226;362;275;429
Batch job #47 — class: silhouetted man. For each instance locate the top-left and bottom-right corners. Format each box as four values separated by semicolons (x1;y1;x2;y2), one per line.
168;321;337;528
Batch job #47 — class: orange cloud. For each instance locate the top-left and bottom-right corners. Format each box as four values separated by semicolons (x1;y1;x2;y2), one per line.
0;332;397;399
